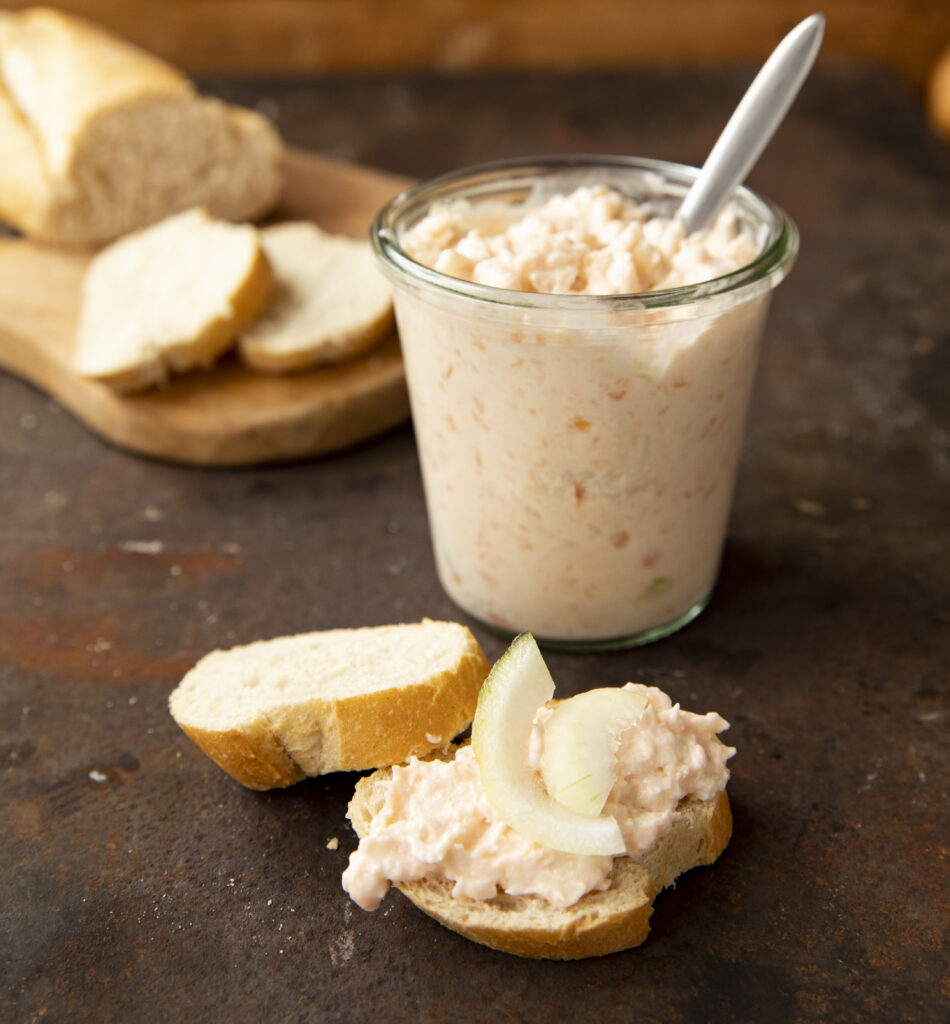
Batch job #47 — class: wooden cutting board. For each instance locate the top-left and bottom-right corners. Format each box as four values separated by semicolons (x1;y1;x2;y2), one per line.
0;149;413;466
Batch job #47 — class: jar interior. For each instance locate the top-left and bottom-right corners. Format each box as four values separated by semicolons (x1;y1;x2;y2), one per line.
373;155;798;314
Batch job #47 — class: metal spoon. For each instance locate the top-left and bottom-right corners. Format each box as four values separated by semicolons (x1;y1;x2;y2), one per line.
677;13;825;234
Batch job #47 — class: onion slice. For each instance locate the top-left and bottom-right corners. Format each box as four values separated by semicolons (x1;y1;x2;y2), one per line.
471;633;626;857
539;688;648;816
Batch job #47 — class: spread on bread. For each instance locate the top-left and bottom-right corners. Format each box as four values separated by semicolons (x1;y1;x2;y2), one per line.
343;633;734;958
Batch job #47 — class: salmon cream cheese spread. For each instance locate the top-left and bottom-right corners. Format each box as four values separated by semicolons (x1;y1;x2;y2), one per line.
389;179;772;643
342;684;734;911
403;184;760;295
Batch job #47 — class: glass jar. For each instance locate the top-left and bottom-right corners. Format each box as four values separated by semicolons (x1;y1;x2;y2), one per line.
372;155;798;649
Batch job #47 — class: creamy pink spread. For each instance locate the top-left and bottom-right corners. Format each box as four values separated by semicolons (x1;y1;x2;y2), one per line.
403;184;760;295
342;684;734;911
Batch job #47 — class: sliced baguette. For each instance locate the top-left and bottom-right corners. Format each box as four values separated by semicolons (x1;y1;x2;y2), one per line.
74;207;273;391
347;751;732;959
169;621;491;791
0;7;282;243
238;221;394;373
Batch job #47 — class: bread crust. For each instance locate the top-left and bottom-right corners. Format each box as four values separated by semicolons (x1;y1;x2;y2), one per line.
347;756;732;959
169;622;491;790
0;7;282;242
0;74;54;237
0;7;189;141
177;719;307;791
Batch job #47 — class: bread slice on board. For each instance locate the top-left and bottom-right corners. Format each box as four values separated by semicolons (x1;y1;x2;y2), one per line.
169;621;491;791
74;208;273;392
347;754;732;959
238;221;395;373
0;7;282;243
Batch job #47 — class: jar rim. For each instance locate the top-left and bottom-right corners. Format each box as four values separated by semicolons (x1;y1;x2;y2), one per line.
371;154;798;312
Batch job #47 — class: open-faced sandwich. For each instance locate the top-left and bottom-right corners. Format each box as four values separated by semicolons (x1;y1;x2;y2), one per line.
169;624;734;959
343;633;734;959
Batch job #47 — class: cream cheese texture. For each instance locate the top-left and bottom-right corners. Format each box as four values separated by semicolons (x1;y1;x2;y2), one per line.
342;684;734;911
403;184;760;295
394;181;771;643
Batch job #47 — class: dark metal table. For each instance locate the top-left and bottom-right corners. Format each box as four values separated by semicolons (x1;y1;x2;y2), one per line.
2;65;947;1023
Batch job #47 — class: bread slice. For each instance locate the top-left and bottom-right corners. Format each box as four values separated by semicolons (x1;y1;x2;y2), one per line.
238;221;395;373
347;755;732;959
169;621;491;791
0;7;282;243
74;208;273;391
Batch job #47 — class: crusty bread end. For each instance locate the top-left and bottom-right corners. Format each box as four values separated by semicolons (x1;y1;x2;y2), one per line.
0;7;282;243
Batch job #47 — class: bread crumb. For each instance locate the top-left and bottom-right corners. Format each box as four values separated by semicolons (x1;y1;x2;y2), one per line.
88;769;108;782
120;539;165;554
794;497;825;517
326;837;339;850
329;929;355;966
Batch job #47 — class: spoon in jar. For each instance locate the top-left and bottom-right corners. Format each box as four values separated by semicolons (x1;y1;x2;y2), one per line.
677;13;825;234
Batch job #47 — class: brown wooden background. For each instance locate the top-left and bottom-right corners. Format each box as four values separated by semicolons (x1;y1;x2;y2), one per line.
1;1;949;88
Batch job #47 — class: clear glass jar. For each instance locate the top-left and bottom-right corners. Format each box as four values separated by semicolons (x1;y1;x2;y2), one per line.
372;155;798;649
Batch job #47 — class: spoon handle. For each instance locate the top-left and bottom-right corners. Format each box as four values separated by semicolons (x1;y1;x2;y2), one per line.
677;13;825;234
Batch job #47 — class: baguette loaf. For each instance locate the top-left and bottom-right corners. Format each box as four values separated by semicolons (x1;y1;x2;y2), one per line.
347;756;731;959
238;222;395;373
0;7;282;243
169;621;490;790
74;207;273;391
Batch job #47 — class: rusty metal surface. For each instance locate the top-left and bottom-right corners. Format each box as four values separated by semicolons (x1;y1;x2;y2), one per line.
1;66;948;1023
